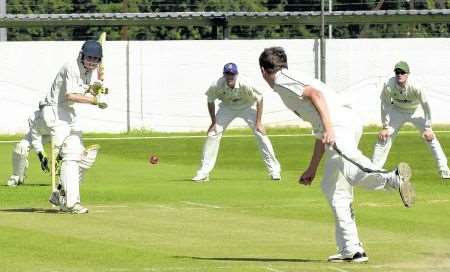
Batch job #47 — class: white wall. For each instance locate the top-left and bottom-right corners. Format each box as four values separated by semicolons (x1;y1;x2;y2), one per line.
1;38;449;134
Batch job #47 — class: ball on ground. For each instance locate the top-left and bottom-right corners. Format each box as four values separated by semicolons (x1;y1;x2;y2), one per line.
149;155;159;165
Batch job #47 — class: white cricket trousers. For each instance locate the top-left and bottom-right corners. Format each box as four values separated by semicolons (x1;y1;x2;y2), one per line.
42;105;81;151
197;105;280;176
372;108;448;171
321;114;396;256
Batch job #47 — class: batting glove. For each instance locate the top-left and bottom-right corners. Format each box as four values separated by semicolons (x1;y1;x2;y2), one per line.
87;81;109;96
37;151;50;172
93;94;108;109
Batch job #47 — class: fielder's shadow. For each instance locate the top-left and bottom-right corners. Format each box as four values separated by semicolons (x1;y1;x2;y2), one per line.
175;256;324;263
0;208;59;214
1;183;50;187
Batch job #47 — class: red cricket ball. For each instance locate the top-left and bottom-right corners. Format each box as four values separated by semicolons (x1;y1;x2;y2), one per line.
149;155;160;165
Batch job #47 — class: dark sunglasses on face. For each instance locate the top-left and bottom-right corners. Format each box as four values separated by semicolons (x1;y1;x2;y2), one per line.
395;69;406;75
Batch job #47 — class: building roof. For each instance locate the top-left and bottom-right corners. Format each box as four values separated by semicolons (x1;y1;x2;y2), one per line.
0;10;448;27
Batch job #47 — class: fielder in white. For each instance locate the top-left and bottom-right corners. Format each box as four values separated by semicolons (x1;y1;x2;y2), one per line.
43;40;107;214
372;61;450;179
259;47;415;263
6;102;51;187
192;63;281;182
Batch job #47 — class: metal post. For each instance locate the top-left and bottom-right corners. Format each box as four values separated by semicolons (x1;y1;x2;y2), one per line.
0;0;7;41
328;0;332;39
121;0;129;40
126;41;131;133
313;39;320;80
320;0;326;82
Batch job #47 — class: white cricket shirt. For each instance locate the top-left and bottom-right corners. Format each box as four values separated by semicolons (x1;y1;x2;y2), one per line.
273;69;354;139
43;56;98;115
205;76;263;110
380;75;431;128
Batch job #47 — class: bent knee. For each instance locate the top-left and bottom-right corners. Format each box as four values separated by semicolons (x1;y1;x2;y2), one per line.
14;140;30;155
61;135;84;161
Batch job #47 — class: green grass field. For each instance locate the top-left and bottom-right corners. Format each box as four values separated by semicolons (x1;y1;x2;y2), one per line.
0;127;449;272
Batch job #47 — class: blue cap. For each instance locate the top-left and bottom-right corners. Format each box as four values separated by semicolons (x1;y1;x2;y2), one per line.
223;63;238;74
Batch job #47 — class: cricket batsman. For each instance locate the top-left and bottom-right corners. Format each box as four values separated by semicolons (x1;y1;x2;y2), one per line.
42;40;108;214
192;62;281;182
259;47;415;263
372;61;450;179
6;102;51;187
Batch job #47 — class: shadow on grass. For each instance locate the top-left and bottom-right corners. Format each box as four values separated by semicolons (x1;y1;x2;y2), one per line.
175;256;324;263
1;183;50;187
0;208;59;214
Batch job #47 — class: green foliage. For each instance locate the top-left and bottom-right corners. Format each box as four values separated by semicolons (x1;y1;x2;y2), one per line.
4;0;450;40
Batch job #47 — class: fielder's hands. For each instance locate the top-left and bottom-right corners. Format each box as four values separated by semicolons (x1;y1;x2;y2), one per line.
378;128;390;142
423;128;434;142
37;152;50;172
299;167;316;186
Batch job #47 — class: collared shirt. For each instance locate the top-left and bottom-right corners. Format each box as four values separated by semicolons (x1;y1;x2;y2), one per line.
273;69;352;139
380;75;431;128
205;76;262;110
43;56;98;115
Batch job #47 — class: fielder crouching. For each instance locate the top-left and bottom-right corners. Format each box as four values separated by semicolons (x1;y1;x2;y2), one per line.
49;134;100;214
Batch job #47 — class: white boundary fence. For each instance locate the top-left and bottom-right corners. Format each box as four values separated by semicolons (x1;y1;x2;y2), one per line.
0;38;449;134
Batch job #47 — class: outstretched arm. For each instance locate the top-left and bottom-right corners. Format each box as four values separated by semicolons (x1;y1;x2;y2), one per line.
207;102;217;134
65;93;96;104
379;83;392;141
255;99;266;135
417;88;434;141
65;93;107;109
299;139;325;185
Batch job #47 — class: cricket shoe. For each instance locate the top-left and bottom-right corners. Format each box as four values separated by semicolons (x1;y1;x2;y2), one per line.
328;252;368;263
439;169;450;179
271;173;281;181
396;162;415;208
192;173;209;182
48;190;61;206
60;203;89;214
7;176;21;187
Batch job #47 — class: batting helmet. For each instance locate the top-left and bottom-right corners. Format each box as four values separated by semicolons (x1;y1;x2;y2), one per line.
81;40;103;58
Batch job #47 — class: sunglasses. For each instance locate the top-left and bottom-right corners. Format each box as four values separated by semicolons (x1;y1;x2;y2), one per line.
395;70;406;75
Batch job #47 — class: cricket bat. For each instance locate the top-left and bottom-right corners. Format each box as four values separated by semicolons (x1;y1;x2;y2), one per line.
97;32;106;81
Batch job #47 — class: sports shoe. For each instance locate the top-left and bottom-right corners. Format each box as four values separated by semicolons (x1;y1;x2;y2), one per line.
17;176;25;185
440;169;450;179
192;173;209;182
48;190;61;206
271;173;281;181
7;176;20;187
396;162;415;208
61;203;89;214
328;252;368;263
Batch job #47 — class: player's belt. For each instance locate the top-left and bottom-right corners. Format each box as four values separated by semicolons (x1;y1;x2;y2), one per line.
393;98;412;103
